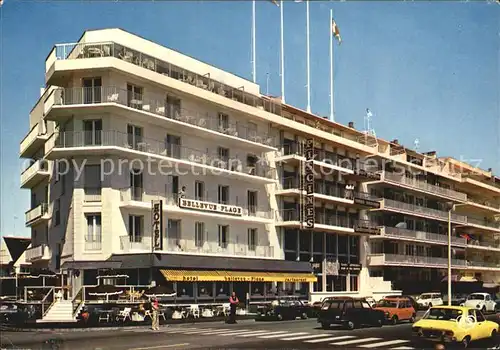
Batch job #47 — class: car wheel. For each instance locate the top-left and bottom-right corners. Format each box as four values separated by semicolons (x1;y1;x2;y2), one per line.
409;314;416;323
300;312;308;320
277;314;283;321
391;316;398;325
321;322;330;330
491;329;497;340
461;336;471;348
345;320;355;330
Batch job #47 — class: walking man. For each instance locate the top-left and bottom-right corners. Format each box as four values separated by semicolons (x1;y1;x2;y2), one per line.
228;292;239;324
151;297;160;331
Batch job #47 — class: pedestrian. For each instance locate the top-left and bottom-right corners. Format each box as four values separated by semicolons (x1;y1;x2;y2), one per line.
228;292;239;324
151;297;160;331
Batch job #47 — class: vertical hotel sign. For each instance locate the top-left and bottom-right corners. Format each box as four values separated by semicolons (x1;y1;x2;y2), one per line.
152;200;163;250
304;139;315;229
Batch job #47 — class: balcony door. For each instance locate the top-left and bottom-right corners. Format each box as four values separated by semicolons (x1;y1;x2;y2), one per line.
82;77;102;104
166;175;179;201
130;170;143;201
83;119;102;146
166;95;181;119
127;124;143;150
167;219;181;247
247;190;257;216
166;134;181;159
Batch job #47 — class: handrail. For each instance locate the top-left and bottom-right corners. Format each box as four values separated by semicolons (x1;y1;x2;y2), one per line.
72;286;85;317
41;287;55;317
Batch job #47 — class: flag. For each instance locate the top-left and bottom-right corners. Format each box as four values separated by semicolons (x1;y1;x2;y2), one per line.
269;0;279;6
332;18;342;44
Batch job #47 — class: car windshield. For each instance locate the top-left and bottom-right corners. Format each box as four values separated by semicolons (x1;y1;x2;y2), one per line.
467;294;485;300
377;300;398;308
423;308;462;321
419;294;432;299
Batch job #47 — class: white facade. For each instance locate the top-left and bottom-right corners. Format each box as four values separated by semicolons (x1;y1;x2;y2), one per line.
20;29;499;303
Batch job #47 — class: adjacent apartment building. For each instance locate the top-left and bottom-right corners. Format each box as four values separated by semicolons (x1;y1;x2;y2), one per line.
20;28;499;303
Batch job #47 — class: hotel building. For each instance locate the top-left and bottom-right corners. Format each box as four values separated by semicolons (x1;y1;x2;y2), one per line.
20;29;499;314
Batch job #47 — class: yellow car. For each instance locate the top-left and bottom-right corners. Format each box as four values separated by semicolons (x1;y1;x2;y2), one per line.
412;306;499;348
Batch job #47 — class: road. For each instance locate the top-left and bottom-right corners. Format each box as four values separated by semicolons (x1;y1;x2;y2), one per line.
1;315;499;350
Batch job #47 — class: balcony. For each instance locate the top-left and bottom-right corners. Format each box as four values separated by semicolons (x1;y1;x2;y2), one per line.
19;123;49;159
48;41;282;115
466;216;500;231
374;226;467;246
119;236;274;258
382;172;467;202
119;187;273;222
45;130;276;182
466;238;500;252
368;254;467;268
84;187;102;202
381;199;467;223
20;160;50;188
25;203;50;226
467;197;500;213
25;244;51;262
466;260;500;270
44;86;276;151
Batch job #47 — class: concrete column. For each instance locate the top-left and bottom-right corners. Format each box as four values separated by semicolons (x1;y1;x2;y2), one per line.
322;232;327;292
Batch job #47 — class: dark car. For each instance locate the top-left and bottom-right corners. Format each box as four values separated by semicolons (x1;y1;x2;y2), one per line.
317;297;385;330
256;299;310;321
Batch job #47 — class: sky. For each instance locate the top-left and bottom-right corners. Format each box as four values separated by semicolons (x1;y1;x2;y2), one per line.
0;0;498;237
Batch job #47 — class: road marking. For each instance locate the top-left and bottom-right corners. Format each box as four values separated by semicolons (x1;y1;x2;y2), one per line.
177;328;216;334
392;347;415;350
199;329;245;335
359;339;411;348
258;332;304;339
128;344;189;350
218;330;269;336
237;330;278;337
281;334;331;341
241;331;289;338
163;328;199;333
304;336;356;343
331;337;381;345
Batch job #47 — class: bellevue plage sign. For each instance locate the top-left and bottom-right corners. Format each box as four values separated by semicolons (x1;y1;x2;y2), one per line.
179;198;243;216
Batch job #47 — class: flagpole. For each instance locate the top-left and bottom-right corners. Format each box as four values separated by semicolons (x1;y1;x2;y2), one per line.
306;0;311;113
252;0;257;83
329;9;334;121
280;0;285;103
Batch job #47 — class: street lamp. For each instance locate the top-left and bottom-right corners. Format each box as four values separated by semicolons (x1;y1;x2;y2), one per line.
445;202;466;306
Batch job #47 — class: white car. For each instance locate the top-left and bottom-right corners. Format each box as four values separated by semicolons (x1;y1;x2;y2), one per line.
365;297;377;308
416;293;443;309
462;292;497;313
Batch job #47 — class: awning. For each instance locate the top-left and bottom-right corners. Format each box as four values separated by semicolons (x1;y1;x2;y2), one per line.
160;270;316;283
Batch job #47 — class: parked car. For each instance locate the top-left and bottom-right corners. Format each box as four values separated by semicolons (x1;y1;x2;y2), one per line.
256;299;310;321
416;293;443;309
373;297;416;325
412;306;499;348
317;297;385;330
462;293;498;313
384;294;418;310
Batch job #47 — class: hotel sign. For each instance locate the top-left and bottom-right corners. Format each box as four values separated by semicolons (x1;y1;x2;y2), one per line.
178;198;242;216
224;276;265;282
339;263;362;274
354;222;380;235
152;200;163;250
353;197;381;209
304;138;315;229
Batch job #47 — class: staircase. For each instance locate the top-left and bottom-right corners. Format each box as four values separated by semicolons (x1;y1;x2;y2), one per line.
37;300;82;323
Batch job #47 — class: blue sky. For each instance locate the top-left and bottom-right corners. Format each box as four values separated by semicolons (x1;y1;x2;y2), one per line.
0;1;498;237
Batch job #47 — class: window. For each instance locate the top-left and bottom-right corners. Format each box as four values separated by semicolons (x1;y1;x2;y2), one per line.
218;113;229;131
475;310;486;322
218;147;229;162
350;275;358;291
195;222;205;248
166;95;181;119
83;120;102;146
128;215;143;242
195;181;205;201
54;199;60;226
248;228;257;251
247;122;258;138
218;185;229;204
127;124;143;150
86;214;102;242
247;190;257;215
165;134;181;158
167;219;181;245
130;169;143;201
84;165;102;200
127;84;143;109
82;77;102;104
218;225;229;249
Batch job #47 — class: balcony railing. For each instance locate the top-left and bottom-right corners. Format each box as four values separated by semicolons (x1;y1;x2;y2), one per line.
84;240;102;251
84;187;102;202
119;236;273;257
466;216;500;230
20;159;50;186
47;86;276;148
468;197;500;210
467;261;500;269
25;244;51;262
50;41;282;116
370;254;467;267
20;123;48;157
383;172;467;201
466;239;500;250
48;130;275;180
383;226;467;246
25;203;49;224
383;199;467;223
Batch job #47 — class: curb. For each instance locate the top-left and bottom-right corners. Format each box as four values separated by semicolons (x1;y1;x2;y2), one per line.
3;318;257;333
